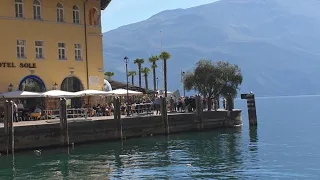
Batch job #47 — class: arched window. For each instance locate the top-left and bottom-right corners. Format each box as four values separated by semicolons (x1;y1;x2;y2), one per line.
15;0;24;18
89;7;100;26
72;5;80;24
33;0;41;20
56;3;64;22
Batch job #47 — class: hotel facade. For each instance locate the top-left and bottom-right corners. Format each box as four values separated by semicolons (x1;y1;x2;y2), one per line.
0;0;111;93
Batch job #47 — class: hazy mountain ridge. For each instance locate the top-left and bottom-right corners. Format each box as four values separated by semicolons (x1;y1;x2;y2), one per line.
102;0;320;96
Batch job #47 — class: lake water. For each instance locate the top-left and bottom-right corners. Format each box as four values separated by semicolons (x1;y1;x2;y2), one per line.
1;95;320;179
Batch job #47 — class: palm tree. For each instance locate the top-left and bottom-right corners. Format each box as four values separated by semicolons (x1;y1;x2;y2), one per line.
104;71;115;80
149;55;159;92
159;51;171;98
128;70;136;86
133;58;145;88
141;67;151;90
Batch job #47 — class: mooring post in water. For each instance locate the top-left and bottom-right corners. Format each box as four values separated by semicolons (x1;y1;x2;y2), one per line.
160;97;169;135
59;98;69;146
241;92;257;126
4;100;14;155
195;95;203;130
114;97;123;140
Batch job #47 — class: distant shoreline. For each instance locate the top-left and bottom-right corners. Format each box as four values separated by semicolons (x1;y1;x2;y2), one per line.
236;94;320;100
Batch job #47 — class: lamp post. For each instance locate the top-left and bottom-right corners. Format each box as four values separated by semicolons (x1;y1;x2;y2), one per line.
124;56;130;116
53;82;58;90
156;77;159;90
8;83;13;92
181;71;186;97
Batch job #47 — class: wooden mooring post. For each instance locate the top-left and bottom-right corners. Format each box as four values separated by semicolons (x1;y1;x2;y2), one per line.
4;100;14;155
160;97;169;135
241;92;257;126
113;97;122;140
60;98;69;146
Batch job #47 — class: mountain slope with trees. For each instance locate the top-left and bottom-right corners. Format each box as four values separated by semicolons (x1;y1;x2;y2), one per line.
102;0;320;96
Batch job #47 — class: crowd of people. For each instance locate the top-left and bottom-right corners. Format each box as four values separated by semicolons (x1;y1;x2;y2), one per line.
0;93;230;122
154;94;228;113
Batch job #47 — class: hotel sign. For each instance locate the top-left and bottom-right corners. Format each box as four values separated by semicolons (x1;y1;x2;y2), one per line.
0;62;37;68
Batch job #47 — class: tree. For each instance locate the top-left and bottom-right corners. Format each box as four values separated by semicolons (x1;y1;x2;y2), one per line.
217;61;243;111
183;60;242;111
159;51;171;98
128;70;136;86
104;71;115;80
141;67;151;90
149;55;159;92
133;58;145;88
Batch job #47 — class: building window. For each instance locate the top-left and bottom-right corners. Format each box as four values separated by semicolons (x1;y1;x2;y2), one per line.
33;0;41;20
16;40;26;59
58;43;66;60
56;3;64;22
73;5;80;24
15;0;24;18
35;41;44;59
74;44;82;61
89;7;100;26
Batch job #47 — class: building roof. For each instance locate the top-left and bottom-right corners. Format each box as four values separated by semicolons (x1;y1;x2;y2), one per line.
101;0;112;10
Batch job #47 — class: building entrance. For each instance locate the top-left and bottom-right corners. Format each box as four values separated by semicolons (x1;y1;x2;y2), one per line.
61;76;84;108
18;75;46;110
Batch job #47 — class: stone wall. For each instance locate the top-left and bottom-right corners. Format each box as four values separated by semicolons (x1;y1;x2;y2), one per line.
0;110;242;152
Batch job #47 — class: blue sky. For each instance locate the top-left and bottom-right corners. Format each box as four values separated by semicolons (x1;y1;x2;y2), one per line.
101;0;218;32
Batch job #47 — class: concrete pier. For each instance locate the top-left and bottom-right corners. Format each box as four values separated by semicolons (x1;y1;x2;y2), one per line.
0;110;242;153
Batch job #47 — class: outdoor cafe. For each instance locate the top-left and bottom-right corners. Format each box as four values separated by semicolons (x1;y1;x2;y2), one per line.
0;88;156;122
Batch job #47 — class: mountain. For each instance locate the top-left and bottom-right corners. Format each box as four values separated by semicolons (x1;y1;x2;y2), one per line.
102;0;320;96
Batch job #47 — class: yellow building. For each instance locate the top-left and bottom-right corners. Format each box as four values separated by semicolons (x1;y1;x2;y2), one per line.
0;0;111;94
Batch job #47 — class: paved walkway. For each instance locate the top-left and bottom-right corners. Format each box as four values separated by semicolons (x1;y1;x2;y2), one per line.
0;109;231;128
0;112;160;128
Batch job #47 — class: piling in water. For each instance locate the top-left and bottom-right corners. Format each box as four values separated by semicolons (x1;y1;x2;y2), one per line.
241;93;258;126
4;100;14;155
60;98;69;146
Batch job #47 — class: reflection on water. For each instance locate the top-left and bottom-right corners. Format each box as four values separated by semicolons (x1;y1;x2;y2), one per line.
3;96;320;179
0;128;252;179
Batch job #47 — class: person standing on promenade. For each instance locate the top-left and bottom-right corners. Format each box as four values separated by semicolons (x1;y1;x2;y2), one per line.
13;101;18;122
202;97;207;111
223;98;226;110
170;97;174;112
154;96;161;115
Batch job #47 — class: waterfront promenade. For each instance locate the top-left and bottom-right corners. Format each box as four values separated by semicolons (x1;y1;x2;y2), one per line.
0;109;230;128
0;109;242;153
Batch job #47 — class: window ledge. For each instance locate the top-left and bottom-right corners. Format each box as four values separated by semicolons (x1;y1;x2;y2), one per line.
17;57;27;60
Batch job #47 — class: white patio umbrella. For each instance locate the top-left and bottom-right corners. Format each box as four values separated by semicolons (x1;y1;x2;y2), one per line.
0;91;43;98
75;90;113;96
107;88;142;96
42;90;79;98
157;90;173;95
